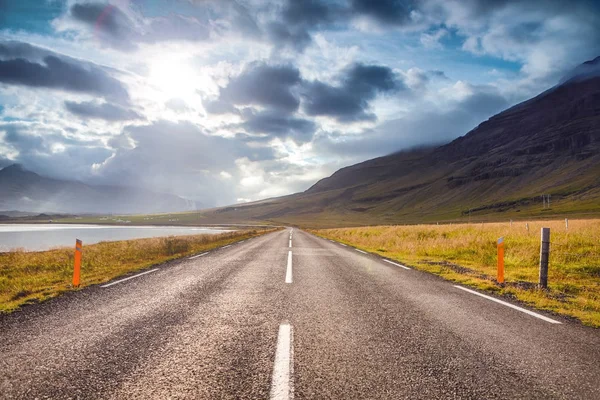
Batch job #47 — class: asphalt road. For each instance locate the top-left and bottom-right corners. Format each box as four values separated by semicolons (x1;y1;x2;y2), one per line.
1;228;600;399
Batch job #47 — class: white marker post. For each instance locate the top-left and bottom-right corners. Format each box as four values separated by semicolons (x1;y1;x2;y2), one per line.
539;228;550;289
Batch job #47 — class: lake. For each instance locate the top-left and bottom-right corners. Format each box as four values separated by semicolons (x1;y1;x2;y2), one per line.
0;224;233;252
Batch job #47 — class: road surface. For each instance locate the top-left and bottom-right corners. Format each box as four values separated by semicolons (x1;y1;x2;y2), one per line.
1;228;599;399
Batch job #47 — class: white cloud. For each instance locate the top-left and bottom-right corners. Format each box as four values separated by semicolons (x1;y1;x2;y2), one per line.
420;28;448;49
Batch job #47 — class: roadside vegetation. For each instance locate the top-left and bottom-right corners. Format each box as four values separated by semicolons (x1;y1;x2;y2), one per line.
0;229;275;312
312;219;600;327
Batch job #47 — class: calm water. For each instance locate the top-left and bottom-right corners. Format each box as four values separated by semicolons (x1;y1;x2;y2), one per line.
0;224;232;252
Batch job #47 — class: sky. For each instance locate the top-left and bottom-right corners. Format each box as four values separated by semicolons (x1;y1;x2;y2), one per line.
1;0;599;207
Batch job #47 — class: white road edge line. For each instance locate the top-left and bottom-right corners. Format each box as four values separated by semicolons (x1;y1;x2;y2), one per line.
222;244;231;249
188;252;209;260
286;251;293;283
383;259;411;270
453;285;561;324
354;249;367;254
101;269;159;288
270;322;294;400
339;243;347;247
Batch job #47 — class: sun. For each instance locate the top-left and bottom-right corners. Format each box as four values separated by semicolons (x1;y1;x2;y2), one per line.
148;58;198;100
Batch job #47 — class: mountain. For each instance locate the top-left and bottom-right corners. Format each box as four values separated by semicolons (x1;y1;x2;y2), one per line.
0;164;197;214
194;57;600;227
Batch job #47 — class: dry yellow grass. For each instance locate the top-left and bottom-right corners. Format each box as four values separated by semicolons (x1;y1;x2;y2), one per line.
0;229;275;312
312;219;600;327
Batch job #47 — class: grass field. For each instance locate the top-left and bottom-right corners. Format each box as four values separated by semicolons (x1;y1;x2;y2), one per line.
0;229;275;313
312;219;600;327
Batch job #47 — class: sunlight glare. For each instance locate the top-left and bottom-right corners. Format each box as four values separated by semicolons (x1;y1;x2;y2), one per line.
149;58;198;100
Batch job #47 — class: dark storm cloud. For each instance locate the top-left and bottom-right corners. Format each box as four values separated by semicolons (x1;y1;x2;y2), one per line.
71;3;133;44
64;101;142;121
270;0;419;50
303;63;404;122
0;40;53;60
0;41;129;101
238;110;316;145
282;0;338;26
218;62;301;112
266;22;312;52
350;0;415;25
268;0;343;51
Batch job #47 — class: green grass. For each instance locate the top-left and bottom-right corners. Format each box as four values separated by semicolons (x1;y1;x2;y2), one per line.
311;219;600;327
0;229;277;313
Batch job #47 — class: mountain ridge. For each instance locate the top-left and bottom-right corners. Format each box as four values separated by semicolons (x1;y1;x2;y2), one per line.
0;164;199;214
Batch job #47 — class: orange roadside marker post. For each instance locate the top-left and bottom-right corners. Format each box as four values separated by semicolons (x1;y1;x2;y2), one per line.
497;237;505;284
73;239;82;287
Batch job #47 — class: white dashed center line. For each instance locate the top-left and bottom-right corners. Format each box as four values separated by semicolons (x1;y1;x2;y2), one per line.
286;251;293;284
270;322;294;400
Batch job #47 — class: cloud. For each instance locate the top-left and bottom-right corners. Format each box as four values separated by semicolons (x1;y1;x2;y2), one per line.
350;0;416;26
67;2;210;50
401;68;449;90
64;100;142;121
282;0;338;26
237;109;316;145
165;98;192;113
313;83;510;160
302;63;404;122
0;40;129;102
266;22;312;52
203;98;240;115
268;0;419;51
0;122;112;180
420;28;448;48
218;62;302;112
267;0;343;51
423;0;600;90
70;3;135;49
94;120;278;205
